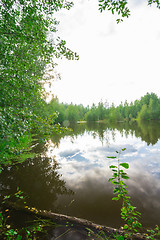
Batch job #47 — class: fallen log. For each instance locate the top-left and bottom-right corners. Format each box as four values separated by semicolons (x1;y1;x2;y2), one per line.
4;201;147;239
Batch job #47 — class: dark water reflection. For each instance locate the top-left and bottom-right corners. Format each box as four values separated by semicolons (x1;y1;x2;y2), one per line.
0;121;160;228
0;155;73;212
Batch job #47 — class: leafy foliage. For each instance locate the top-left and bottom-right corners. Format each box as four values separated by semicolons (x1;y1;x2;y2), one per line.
146;225;160;239
45;97;89;124
107;149;160;240
107;149;142;239
0;188;57;239
46;93;160;123
1;0;160;238
0;0;78;141
0;133;35;169
98;0;130;23
98;0;160;23
148;0;160;9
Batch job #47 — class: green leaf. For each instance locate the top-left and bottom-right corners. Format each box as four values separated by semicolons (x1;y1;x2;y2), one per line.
113;187;120;193
123;224;128;230
120;163;129;169
112;197;120;201
109;165;117;168
120;180;125;185
108;177;115;182
17;235;22;240
107;156;116;159
121;175;130;179
112;181;120;185
113;173;118;177
116;236;125;240
121;148;126;151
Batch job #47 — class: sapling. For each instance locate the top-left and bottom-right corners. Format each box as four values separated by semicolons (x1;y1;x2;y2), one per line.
107;148;142;239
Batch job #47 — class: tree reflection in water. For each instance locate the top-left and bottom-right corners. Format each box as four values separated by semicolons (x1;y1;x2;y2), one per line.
0;155;74;212
0;121;160;229
50;120;160;147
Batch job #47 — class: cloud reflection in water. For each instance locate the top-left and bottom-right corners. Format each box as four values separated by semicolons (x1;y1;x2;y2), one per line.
47;128;160;227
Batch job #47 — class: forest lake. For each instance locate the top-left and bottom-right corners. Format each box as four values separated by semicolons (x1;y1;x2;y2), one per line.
0;120;160;230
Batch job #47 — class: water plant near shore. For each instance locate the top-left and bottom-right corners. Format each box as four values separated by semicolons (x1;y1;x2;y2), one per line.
1;146;160;239
0;134;35;171
0;188;58;239
87;148;160;239
107;148;142;239
106;148;160;240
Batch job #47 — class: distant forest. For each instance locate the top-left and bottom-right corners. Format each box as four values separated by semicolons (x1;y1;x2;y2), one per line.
45;92;160;124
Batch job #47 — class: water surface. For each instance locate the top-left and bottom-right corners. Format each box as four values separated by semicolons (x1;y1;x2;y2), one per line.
1;121;160;228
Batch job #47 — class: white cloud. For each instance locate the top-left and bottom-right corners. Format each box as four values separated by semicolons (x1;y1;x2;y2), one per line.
51;0;160;106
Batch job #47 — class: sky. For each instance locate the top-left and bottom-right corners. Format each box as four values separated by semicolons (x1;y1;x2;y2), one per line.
49;0;160;106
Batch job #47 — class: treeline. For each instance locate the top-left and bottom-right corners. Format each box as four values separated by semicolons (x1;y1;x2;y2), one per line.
46;92;160;123
45;97;89;125
104;92;160;122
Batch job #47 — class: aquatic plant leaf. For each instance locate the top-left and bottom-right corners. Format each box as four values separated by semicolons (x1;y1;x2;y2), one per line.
112;197;120;201
122;148;126;151
108;177;115;182
109;165;117;168
120;163;129;169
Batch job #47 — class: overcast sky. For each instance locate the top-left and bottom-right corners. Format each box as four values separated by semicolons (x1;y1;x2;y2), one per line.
50;0;160;106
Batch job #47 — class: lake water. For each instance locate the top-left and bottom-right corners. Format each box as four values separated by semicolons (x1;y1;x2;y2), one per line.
1;121;160;229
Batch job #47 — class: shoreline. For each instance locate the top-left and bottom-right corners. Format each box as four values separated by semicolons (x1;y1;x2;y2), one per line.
6;201;146;239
